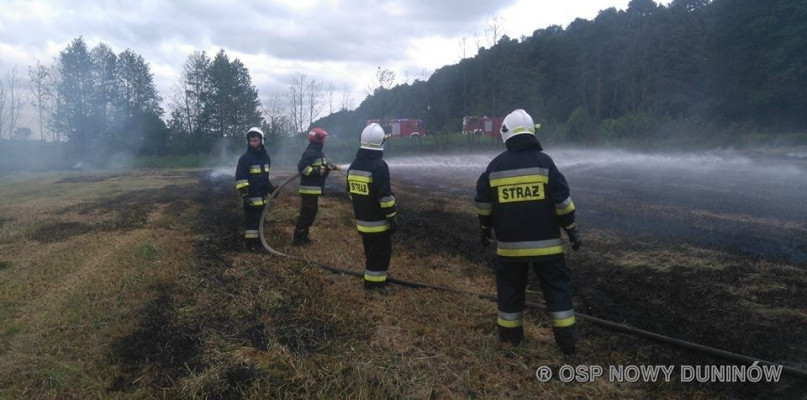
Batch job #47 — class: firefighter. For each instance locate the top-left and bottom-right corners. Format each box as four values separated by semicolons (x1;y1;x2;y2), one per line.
346;123;398;291
235;127;276;250
293;127;339;245
474;109;582;354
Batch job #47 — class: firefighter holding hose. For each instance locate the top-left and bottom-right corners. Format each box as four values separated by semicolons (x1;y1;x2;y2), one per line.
474;109;582;354
347;123;398;291
293;127;340;245
235;127;276;250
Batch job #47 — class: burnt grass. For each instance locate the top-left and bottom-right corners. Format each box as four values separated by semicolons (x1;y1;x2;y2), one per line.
108;170;352;396
29;171;201;243
87;168;804;398
391;181;807;398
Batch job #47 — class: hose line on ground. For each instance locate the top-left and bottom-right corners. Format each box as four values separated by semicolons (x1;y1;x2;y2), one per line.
256;173;807;380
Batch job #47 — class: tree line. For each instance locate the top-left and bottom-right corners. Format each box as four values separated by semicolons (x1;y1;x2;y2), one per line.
2;0;805;167
316;0;807;144
1;38;357;164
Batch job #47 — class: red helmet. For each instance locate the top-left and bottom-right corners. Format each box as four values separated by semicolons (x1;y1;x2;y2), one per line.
308;127;328;143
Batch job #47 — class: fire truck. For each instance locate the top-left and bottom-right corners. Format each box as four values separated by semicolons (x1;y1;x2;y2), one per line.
462;116;504;138
366;119;427;138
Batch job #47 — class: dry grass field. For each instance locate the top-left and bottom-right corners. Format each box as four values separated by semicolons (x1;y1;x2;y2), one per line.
0;167;804;399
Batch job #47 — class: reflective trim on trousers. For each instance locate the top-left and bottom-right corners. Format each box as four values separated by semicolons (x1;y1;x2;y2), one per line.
298;185;322;195
244;229;259;239
364;270;387;282
497;310;524;328
549;309;576;327
356;219;390;233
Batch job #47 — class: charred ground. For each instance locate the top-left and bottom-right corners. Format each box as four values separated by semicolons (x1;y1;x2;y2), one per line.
0;162;804;399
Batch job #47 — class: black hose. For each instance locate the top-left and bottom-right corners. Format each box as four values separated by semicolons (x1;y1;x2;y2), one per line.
257;173;807;380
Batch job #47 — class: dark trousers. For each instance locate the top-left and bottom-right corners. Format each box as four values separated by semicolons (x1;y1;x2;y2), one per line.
243;200;263;239
496;257;574;315
295;194;319;231
362;234;392;288
496;257;575;348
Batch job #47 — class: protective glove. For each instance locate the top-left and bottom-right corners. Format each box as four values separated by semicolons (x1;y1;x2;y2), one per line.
326;162;340;171
480;226;492;247
566;228;582;251
387;217;399;235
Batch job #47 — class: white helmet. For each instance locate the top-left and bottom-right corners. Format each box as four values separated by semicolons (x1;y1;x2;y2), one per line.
246;126;264;141
500;109;536;143
360;123;389;151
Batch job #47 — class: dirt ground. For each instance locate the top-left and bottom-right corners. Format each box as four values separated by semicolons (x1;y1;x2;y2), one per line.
0;153;805;398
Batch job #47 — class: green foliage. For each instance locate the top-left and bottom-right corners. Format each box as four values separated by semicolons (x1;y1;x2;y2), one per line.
314;0;807;143
138;242;160;262
564;107;596;142
599;113;656;139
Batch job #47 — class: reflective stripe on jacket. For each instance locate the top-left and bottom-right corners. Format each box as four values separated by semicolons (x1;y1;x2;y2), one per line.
235;145;274;200
347;149;396;236
474;134;575;261
298;142;329;195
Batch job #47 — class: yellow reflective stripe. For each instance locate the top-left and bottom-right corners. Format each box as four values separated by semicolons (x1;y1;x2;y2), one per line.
348;175;373;183
564;222;576;230
552;316;576;327
235;180;249;190
379;199;396;208
249;165;262;174
555;201;576;216
497;318;523;328
497;246;564;257
244;230;259;239
303;166;314;176
476;207;492;216
490;174;548;187
385;211;397;218
356;219;388;232
357;225;390;233
364;272;387;282
512;126;535;134
247;197;265;206
299;189;322;195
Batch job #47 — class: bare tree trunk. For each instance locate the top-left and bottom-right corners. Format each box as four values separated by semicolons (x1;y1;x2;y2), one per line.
1;68;25;139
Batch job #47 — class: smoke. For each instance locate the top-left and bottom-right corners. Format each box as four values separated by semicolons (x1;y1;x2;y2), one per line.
385;148;807;193
206;139;241;179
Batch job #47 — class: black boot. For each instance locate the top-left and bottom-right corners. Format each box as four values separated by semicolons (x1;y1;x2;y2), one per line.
292;228;311;246
364;280;388;292
497;325;524;345
245;238;262;252
553;326;577;355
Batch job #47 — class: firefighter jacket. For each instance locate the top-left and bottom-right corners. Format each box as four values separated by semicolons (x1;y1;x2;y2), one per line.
347;149;396;236
475;134;576;261
297;142;330;195
235;145;275;208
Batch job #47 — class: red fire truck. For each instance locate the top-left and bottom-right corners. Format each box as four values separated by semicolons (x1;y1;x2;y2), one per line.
366;119;427;138
462;116;503;138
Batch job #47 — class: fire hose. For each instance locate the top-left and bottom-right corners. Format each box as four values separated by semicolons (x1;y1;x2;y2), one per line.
257;172;807;380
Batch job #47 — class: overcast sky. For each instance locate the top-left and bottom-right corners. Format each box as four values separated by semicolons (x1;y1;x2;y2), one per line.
1;0;671;114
